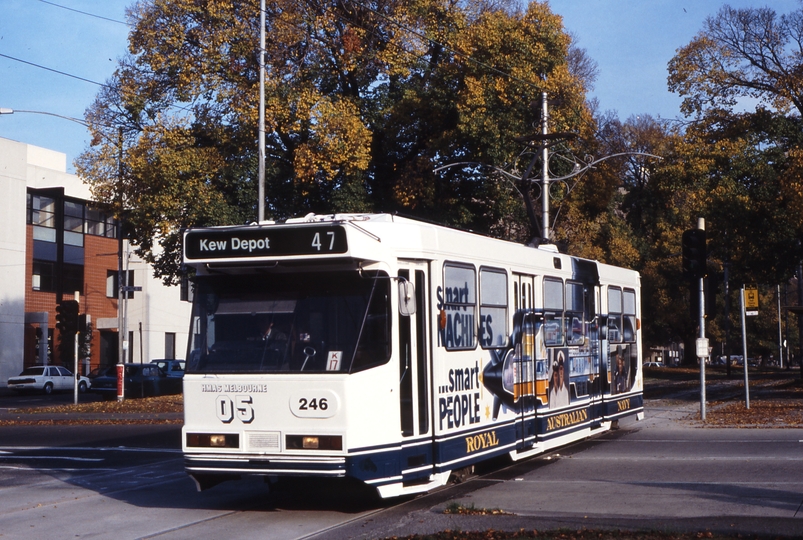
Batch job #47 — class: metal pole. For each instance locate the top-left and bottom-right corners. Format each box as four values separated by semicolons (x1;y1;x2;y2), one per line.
740;285;750;409
724;259;731;378
117;128;125;402
698;217;706;421
777;284;783;368
74;291;79;405
258;0;266;222
122;246;130;364
784;282;789;370
798;261;803;376
541;92;549;243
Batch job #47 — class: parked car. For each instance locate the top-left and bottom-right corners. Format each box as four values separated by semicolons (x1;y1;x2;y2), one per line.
642;361;664;369
7;365;90;394
150;359;185;378
89;363;182;400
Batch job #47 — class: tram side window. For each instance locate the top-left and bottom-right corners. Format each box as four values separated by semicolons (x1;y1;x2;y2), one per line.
479;267;508;349
543;278;564;346
608;287;623;343
565;281;585;346
442;263;476;350
622;288;637;343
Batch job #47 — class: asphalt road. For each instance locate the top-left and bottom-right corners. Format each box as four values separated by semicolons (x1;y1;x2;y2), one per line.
0;392;801;539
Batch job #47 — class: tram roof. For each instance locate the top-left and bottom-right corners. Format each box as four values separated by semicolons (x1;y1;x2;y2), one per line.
183;213;639;284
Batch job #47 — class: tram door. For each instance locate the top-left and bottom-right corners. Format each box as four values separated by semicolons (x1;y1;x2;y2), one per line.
398;262;434;482
513;273;538;449
587;284;605;401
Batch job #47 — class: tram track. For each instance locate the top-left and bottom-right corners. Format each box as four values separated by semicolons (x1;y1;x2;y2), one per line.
303;438;607;540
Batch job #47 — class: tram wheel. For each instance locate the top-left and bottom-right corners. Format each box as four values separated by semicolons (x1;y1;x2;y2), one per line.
449;465;475;484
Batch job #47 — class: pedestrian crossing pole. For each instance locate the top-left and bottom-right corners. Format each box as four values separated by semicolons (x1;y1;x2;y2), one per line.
695;218;708;421
73;292;80;405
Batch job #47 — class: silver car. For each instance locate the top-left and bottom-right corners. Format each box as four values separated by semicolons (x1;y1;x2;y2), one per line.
7;365;90;394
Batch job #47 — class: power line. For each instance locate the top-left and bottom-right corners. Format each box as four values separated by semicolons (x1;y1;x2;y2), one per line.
0;52;107;87
37;0;130;26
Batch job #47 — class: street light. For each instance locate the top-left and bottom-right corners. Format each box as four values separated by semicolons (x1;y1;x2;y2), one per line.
0;107;89;127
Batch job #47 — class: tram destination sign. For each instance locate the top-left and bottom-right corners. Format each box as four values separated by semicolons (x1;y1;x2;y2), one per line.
185;225;348;260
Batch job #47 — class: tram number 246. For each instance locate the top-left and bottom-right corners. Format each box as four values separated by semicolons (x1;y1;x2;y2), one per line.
216;395;255;424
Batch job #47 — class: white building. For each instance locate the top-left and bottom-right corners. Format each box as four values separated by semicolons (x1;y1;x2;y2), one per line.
0;136;192;387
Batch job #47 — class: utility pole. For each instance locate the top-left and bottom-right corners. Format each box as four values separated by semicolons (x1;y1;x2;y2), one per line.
258;0;266;222
117;128;126;402
683;218;708;419
540;92;550;243
696;218;707;420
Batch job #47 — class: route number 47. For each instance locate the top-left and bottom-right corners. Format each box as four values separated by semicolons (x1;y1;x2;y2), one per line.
311;232;336;251
216;395;254;424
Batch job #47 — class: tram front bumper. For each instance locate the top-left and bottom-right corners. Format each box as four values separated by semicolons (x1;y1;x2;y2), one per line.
184;453;347;481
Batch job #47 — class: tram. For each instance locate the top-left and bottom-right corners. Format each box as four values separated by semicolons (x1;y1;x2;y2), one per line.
181;213;643;498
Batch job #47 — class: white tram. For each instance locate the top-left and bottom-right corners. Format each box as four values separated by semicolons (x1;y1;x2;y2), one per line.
182;213;643;498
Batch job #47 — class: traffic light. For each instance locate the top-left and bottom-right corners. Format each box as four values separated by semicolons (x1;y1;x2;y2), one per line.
681;228;707;280
55;300;79;334
78;313;91;333
690;275;719;320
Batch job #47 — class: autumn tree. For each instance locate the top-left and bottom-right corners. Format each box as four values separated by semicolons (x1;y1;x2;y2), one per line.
667;3;803;279
668;3;803;362
77;0;597;284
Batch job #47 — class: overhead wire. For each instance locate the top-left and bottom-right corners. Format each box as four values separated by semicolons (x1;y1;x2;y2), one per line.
0;52;108;87
37;0;131;26
0;1;129;89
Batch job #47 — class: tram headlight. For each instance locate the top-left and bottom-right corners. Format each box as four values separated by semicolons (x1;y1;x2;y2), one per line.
187;433;240;448
286;434;342;451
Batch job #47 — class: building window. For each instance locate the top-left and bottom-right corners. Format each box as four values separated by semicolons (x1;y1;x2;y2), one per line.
86;208;117;238
165;333;176;360
32;261;55;292
63;201;85;246
28;194;56;228
63;263;84;296
106;271;115;298
63;201;84;232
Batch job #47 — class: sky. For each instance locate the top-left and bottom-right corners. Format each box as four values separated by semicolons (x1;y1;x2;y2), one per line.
1;0;801;173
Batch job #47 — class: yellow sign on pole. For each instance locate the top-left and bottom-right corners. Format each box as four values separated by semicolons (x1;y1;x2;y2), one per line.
745;285;759;316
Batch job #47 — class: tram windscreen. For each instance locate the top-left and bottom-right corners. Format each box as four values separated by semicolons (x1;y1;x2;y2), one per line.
186;271;391;374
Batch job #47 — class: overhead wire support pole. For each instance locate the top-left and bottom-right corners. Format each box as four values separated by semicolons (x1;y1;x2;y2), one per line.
258;0;266;223
117;127;125;402
433;92;661;244
541;92;550;243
